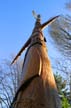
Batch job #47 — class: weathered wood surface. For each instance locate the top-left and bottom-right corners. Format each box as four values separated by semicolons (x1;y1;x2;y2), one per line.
11;14;61;108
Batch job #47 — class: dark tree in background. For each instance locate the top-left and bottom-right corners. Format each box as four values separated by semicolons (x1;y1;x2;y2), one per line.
48;14;71;105
54;73;71;108
49;15;71;58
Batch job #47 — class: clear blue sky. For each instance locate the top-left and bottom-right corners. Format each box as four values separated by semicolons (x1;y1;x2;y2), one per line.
0;0;70;60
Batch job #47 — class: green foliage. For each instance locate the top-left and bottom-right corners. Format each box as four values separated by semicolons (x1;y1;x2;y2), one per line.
62;94;71;108
54;72;67;95
54;72;71;108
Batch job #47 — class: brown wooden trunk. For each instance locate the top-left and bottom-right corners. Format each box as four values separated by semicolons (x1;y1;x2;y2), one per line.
12;40;61;108
11;15;61;108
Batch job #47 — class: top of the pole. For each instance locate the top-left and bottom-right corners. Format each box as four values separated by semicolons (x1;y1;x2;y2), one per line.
11;12;60;64
32;11;41;23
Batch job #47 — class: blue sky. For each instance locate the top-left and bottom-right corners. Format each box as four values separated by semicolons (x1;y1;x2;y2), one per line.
0;0;70;61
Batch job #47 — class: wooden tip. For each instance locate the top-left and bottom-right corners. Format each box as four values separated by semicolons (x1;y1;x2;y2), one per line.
11;38;31;65
41;15;60;30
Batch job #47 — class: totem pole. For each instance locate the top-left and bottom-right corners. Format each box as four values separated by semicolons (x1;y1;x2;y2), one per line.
10;12;61;108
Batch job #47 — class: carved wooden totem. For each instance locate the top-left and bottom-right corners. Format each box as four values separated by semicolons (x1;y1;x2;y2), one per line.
10;13;61;108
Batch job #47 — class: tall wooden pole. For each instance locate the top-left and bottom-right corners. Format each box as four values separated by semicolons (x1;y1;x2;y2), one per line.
10;13;61;108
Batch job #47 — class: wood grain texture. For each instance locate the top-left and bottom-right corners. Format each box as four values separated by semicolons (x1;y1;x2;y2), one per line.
11;15;61;108
12;41;61;108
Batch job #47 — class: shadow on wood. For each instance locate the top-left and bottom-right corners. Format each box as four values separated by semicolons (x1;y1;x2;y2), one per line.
10;12;61;108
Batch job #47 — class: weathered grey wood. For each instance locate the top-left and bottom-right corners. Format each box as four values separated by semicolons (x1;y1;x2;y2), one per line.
11;14;61;108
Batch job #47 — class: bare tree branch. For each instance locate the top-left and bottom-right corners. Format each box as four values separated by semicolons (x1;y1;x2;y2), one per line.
48;15;71;58
0;58;23;108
